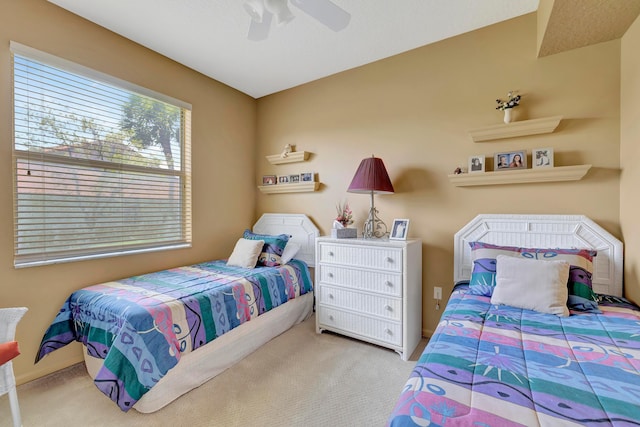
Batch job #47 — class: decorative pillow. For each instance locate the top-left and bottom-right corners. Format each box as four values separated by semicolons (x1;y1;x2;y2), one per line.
226;238;264;269
243;229;289;267
468;242;597;306
0;341;20;366
280;242;301;265
490;255;570;317
567;295;601;313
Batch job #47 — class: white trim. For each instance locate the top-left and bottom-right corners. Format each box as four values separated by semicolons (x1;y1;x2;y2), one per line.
15;243;192;269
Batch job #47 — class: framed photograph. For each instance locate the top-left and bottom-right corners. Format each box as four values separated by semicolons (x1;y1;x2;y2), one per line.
468;155;485;173
262;175;277;186
301;172;314;182
494;150;527;171
289;174;300;183
533;147;554;168
278;175;290;184
389;219;410;240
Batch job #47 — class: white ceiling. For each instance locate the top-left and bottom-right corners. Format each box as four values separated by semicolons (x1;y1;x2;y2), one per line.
48;0;539;99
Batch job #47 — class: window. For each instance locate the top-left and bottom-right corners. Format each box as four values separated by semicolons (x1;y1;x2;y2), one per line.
11;42;192;268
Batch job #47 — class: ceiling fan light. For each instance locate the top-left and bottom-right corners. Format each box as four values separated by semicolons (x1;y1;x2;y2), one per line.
264;0;295;26
243;0;265;23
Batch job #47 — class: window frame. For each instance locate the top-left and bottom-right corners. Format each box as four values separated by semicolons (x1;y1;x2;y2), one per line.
11;41;192;268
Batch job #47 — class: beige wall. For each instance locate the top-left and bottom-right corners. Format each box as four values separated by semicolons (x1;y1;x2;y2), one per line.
621;16;640;305
256;13;624;336
1;0;256;383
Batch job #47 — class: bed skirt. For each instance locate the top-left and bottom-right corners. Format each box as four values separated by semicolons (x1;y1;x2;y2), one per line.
84;292;314;413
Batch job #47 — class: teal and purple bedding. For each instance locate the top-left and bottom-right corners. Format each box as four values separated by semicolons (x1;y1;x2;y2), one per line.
36;259;312;411
388;284;640;426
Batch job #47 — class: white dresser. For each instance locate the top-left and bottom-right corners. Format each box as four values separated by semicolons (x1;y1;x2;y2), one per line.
315;237;422;361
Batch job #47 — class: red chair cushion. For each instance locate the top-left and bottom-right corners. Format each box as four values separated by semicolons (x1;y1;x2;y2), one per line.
0;341;20;365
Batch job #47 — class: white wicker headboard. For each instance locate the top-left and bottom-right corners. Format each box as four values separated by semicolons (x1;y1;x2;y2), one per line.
454;214;623;297
253;213;319;267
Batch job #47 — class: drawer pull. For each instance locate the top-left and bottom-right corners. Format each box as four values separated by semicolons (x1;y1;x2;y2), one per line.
384;305;392;311
329;315;334;321
328;251;334;257
328;293;334;299
384;328;392;335
328;272;334;278
386;257;394;263
385;281;393;287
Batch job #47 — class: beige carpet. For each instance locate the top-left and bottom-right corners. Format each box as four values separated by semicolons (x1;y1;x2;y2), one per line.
1;315;427;427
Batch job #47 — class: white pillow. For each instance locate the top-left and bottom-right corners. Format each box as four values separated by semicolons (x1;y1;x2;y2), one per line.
226;238;264;268
280;242;301;264
490;255;570;317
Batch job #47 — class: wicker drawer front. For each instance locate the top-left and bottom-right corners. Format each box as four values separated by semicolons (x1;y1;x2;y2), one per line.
318;307;402;347
318;265;402;297
318;285;401;321
319;243;402;272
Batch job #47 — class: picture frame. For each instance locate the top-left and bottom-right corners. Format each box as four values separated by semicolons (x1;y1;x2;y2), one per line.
494;150;527;171
468;155;485;173
289;174;300;183
300;172;314;182
532;147;554;168
389;219;410;240
262;175;277;185
278;175;290;184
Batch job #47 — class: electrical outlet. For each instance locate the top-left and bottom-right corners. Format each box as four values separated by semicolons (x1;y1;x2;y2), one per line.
433;286;442;300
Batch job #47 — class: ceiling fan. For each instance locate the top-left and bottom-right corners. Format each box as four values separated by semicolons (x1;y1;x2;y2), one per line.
243;0;351;41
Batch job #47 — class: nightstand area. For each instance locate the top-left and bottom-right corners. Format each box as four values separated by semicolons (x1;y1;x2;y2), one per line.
315;237;422;361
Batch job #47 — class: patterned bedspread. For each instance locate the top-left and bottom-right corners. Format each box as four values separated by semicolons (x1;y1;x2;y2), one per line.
36;259;312;411
389;285;640;426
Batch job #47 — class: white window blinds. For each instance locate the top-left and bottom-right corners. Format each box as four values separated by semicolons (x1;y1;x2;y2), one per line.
11;42;192;268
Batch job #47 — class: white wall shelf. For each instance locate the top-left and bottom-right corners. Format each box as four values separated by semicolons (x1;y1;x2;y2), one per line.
469;115;562;142
258;182;320;194
448;164;591;187
266;151;310;165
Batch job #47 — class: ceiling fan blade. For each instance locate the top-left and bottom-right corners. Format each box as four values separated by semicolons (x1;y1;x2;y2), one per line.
290;0;351;32
248;10;273;41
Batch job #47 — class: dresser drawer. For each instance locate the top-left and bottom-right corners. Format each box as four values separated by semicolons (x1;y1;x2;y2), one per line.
318;307;402;347
318;285;401;321
318;265;402;297
318;243;402;272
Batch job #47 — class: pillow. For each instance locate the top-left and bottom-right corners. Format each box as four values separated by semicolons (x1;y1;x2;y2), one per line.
567;295;601;313
243;229;289;267
0;341;20;366
280;242;301;264
226;238;264;269
490;255;570;317
468;242;597;306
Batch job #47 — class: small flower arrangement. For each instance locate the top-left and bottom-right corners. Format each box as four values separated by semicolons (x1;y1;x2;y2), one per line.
336;202;353;227
495;91;521;110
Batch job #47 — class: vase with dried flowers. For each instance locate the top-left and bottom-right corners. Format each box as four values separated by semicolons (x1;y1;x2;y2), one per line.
496;91;521;124
336;202;353;227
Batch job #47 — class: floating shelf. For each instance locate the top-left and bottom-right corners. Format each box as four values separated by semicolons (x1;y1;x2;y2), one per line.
448;164;591;187
258;182;320;194
266;151;310;165
469;116;563;142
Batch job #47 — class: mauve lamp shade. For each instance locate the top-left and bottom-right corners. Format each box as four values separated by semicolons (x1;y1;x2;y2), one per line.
347;156;394;194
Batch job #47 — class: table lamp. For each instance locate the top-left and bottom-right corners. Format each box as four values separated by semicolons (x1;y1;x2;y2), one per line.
347;155;394;238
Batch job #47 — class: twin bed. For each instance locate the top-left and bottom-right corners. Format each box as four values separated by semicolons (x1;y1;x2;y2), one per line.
36;213;319;413
389;214;640;426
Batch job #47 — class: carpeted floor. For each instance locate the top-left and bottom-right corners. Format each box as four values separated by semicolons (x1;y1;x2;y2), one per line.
1;315;427;427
